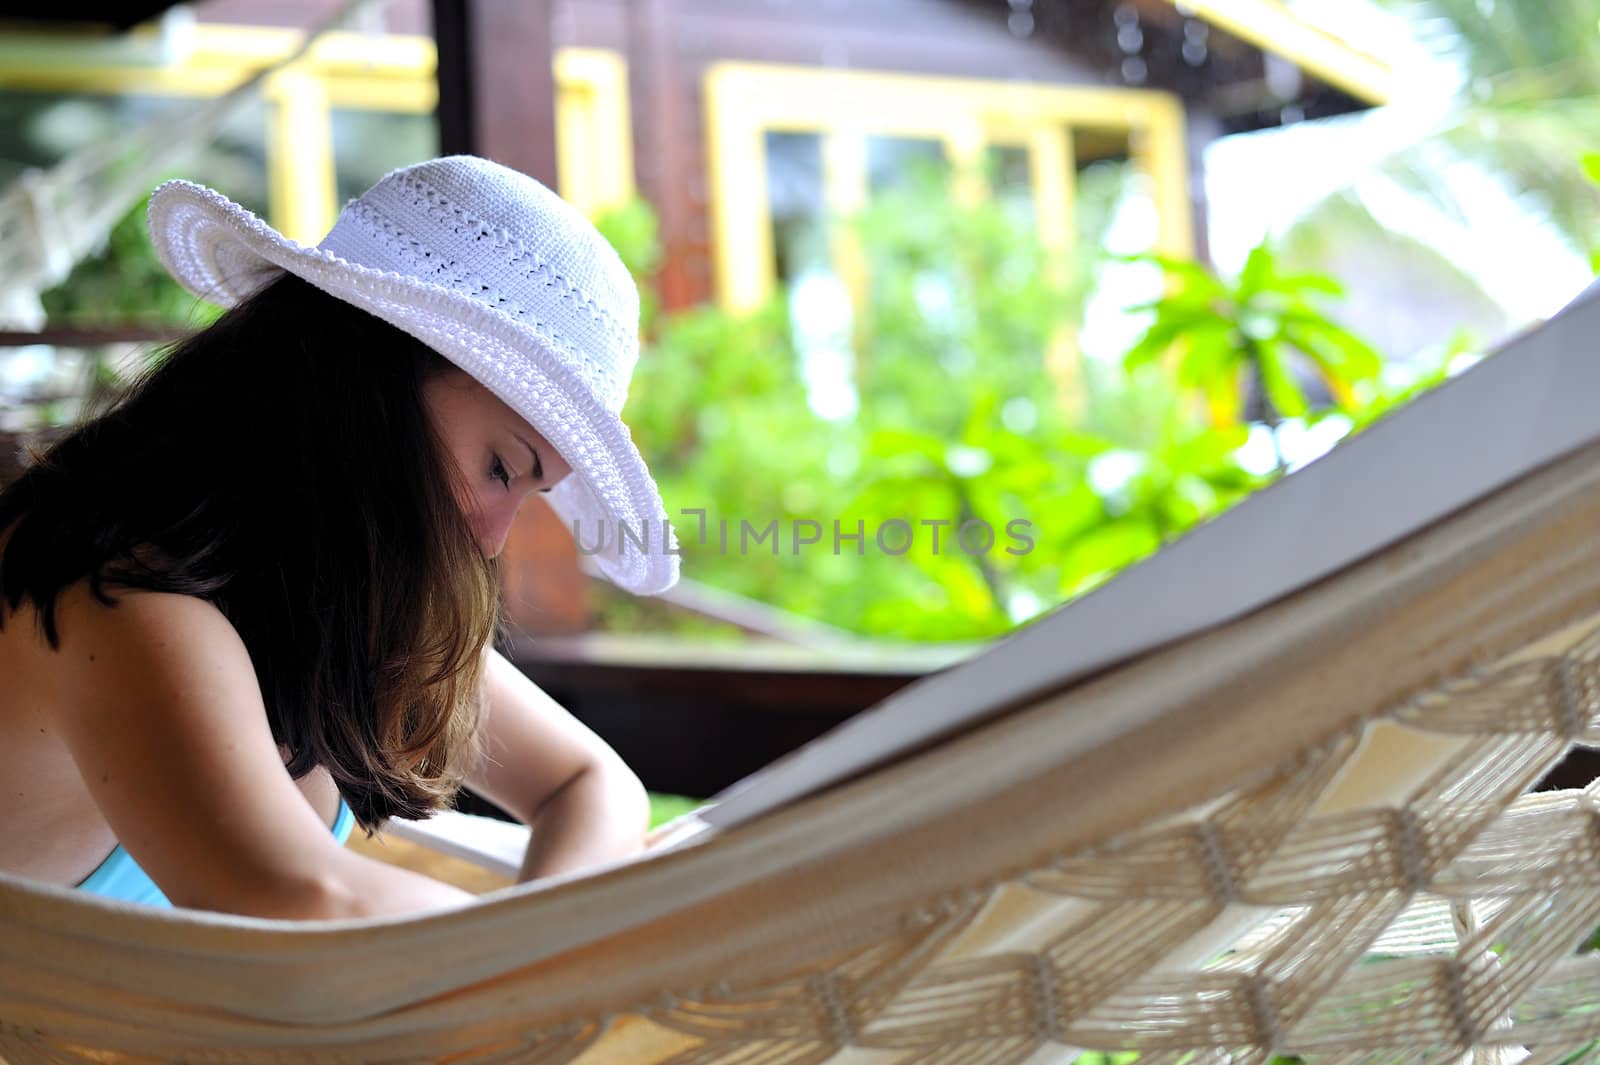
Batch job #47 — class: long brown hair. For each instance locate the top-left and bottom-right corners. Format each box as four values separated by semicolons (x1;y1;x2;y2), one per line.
0;272;505;833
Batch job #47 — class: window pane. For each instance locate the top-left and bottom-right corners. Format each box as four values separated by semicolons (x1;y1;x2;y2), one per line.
765;130;828;284
866;136;945;197
330;108;439;207
986;143;1034;222
764;131;856;420
1076;148;1164;364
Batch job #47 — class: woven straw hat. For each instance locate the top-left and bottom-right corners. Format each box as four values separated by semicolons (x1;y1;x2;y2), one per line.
146;154;680;595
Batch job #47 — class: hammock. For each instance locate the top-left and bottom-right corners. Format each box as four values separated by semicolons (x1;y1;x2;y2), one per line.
3;286;1600;1062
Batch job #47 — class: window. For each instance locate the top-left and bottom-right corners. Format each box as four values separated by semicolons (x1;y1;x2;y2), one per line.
703;61;1193;409
554;48;634;219
703;61;1193;316
0;24;439;246
0;24;628;240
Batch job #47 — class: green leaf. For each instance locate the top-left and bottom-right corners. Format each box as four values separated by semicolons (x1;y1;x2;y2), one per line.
1236;243;1275;299
1049;428;1121;457
1582;149;1600;185
1254;341;1309;419
864;426;947;463
1113;252;1229;299
1123;315;1195;369
1287;322;1385;382
1174;328;1238;389
1273;271;1346;297
1061;519;1163;593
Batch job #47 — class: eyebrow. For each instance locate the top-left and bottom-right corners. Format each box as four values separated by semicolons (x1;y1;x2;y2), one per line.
513;431;551;493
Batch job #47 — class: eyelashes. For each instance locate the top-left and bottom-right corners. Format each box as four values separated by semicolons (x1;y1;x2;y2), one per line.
490;454;512;490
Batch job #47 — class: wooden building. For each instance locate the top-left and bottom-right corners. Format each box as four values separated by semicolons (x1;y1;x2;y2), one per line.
0;0;1403;798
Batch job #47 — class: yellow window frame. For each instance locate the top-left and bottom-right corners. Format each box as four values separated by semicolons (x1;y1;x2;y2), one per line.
0;26;632;243
554;48;635;220
702;60;1194;317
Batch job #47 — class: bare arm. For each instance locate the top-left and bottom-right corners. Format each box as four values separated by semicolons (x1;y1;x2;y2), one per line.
45;582;477;919
466;647;650;881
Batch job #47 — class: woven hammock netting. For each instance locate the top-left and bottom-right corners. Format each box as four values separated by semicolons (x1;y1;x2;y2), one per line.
3;416;1600;1064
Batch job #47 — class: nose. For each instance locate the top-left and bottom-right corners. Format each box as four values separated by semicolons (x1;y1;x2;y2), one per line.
482;480;547;558
486;508;516;559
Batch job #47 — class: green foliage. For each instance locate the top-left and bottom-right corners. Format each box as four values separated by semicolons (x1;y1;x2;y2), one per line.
1581;148;1600;271
1120;241;1384;462
31;167;1435;646
38;192;222;329
1312;0;1600;288
646;791;702;826
849;157;1084;439
593;198;665;333
603;169;1320;640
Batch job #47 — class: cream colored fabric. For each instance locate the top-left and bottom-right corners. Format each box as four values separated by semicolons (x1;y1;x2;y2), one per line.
3;438;1600;1063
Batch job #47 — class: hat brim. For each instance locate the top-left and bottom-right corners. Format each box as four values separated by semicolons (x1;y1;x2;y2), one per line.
147;180;680;596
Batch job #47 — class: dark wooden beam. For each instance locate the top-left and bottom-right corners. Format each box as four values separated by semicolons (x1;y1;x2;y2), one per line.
0;326;188;347
461;0;558;188
488;634;953;801
0;3;182;31
628;0;697;311
1182;99;1220;269
431;0;559;187
430;0;474;157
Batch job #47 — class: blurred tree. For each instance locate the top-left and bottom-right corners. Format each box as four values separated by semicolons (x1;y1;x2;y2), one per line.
1120;241;1384;474
1387;0;1600;246
600;164;1291;639
38;192;221;329
848;156;1085;438
1282;0;1600;324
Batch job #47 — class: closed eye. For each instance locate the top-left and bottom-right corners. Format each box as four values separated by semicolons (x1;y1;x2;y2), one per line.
513;431;554;494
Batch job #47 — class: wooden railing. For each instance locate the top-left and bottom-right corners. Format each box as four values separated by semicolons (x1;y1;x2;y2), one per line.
492;631;978;802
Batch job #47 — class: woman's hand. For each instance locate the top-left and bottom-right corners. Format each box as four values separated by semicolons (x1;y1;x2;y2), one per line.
642;809;713;853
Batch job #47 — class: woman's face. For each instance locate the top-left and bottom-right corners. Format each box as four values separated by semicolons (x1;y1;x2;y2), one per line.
422;368;572;558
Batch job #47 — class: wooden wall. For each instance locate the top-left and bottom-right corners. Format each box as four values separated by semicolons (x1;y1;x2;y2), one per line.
555;0;1110;311
195;0;434;35
192;0;1194;310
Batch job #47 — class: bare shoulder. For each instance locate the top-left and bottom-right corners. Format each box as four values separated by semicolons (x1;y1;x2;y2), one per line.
48;579;250;684
38;577;352;913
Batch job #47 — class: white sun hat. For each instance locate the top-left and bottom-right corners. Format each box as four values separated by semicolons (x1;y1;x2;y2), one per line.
146;154;680;595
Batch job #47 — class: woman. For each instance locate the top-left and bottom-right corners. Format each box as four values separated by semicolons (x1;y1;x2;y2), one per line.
0;156;681;918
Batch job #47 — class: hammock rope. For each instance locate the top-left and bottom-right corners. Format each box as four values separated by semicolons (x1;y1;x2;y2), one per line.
3;430;1599;1064
0;0;380;326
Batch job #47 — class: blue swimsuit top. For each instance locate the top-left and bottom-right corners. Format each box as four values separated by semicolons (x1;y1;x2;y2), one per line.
75;798;356;907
